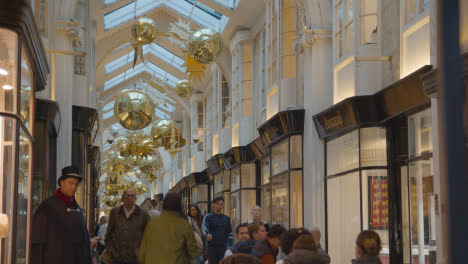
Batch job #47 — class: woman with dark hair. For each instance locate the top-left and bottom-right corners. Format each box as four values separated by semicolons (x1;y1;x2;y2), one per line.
220;253;262;264
352;230;382;264
187;204;206;264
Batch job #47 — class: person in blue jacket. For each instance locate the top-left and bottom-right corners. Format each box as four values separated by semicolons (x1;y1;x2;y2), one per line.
202;196;233;264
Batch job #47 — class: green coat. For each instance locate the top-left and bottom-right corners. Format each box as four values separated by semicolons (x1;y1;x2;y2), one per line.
138;210;202;264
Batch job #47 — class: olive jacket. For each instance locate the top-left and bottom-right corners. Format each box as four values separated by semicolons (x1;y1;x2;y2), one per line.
138;210;202;264
105;205;149;262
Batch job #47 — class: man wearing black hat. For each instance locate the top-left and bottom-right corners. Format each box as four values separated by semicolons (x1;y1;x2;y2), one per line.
30;166;92;264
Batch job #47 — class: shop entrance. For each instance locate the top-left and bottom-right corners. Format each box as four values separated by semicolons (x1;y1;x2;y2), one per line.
387;108;436;264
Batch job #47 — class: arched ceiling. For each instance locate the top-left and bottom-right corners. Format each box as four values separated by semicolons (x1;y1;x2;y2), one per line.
93;0;265;134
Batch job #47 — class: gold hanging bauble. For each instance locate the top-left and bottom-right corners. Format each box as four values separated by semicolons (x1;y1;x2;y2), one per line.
114;90;155;130
175;80;193;98
131;18;159;44
188;28;223;64
150;119;174;146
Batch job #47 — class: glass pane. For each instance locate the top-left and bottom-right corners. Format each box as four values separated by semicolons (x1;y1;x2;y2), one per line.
271;140;289;175
231;167;240;191
224;170;230;191
20;44;33;131
261;185;271;224
327;130;359;175
409;109;433;158
401;165;411;264
0;28;18;114
408;158;436;264
405;0;417;24
230;192;240;230
360;127;387;167
16;129;31;263
198;184;208;202
361;15;377;44
192;186;199;203
261;156;270;185
345;23;353;53
224;192;230;217
241;163;255;188
290;171;303;228
271;174;288;227
241;190;256;223
290;135;302;169
214;172;224;195
0;117;16;263
198;202;208;216
361;170;390;263
327;172;360;264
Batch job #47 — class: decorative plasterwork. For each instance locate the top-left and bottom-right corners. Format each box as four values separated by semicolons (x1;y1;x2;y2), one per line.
293;25;332;54
229;30;254;52
56;19;84;48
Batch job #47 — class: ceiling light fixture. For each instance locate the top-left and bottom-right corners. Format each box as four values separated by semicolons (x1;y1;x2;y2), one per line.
2;84;13;90
0;68;8;75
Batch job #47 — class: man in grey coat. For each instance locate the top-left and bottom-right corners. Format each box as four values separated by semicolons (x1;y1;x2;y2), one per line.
311;227;331;264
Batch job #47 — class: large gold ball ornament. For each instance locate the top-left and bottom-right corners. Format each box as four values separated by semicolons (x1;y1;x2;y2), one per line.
150;119;174;145
175;80;193;98
131;17;159;44
188;28;224;64
114;90;155;130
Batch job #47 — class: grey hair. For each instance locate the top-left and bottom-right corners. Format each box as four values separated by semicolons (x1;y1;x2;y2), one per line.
121;188;136;199
310;227;322;240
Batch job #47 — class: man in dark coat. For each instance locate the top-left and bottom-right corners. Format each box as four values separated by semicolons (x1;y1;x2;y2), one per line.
30;166;91;264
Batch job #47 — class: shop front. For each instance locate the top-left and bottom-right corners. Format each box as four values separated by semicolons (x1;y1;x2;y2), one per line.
168;175;191;214
0;1;49;262
221;146;257;229
257;109;305;229
207;154;230;217
314;65;435;264
189;170;210;215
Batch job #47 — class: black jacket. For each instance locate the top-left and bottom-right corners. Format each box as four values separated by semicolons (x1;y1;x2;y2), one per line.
251;238;278;261
352;255;383;264
233;238;257;254
202;213;233;247
31;196;90;264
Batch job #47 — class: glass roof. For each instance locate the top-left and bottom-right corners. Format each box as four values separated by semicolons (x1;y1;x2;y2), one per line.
103;110;114;120
103;0;229;32
213;0;239;8
104;61;181;91
103;0;122;6
105;43;185;74
103;100;115;112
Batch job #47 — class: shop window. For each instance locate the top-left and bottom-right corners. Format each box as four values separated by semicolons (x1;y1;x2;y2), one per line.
230;163;257;227
221;74;230;128
290;170;303;228
241;163;256;188
290;135;302;169
409;108;433;158
335;0;354;59
404;0;430;25
214;172;224;195
360;0;377;45
224;170;231;191
255;29;267;109
325;127;389;263
261;156;271;185
271;173;289;226
241;190;257;222
231;167;241;191
261;184;271;223
230;191;240;228
271;139;289;175
16;128;31;262
281;0;295;79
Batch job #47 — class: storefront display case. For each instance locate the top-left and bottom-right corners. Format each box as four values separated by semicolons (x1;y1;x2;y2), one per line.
258;109;305;229
222;146;257;229
0;1;49;262
207;154;230;216
189;170;210;215
314;66;435;264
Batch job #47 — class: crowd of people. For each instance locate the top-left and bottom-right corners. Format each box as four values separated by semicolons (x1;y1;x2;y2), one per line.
30;166;384;264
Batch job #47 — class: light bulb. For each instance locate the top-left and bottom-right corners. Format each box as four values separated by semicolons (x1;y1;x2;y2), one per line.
0;68;8;76
2;85;13;90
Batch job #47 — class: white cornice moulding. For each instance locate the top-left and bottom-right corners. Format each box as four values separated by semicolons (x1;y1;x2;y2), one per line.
229;30;254;52
293;25;332;54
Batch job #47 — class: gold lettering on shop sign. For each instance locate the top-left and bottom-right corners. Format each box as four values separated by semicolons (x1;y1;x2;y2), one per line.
324;112;343;130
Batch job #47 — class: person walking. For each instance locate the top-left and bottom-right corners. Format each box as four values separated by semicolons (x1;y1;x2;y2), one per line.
104;188;149;264
276;228;311;264
352;230;382;264
202;196;233;264
97;216;109;255
251;224;286;264
247;206;270;232
310;227;330;264
234;221;268;255
224;223;250;257
138;193;202;264
187;204;206;264
283;235;329;264
31;166;91;264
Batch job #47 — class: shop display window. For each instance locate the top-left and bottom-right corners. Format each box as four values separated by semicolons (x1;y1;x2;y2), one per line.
290;135;302;169
231;167;240;192
290;170;303;228
241;190;256;222
325;127;388;264
230;191;240;229
261;184;271;223
241;163;256;188
192;186;199;204
214;172;224;195
198;184;208;202
271;174;289;227
223;170;231;191
261;156;270;185
0;27;36;263
271;140;288;175
224;193;230;217
409;108;432;159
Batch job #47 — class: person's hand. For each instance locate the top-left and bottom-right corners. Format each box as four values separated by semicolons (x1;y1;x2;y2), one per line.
207;234;213;241
90;237;100;249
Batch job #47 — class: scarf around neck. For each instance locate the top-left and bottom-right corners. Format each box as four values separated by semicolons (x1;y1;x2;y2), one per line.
54;188;76;206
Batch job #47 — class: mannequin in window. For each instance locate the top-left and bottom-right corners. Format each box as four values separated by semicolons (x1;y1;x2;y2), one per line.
247;205;270;232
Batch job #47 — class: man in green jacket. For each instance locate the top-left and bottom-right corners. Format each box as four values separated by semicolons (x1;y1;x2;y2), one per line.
138;193;202;264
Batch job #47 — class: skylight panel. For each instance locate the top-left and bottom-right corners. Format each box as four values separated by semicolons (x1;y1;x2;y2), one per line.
158;102;175;112
103;110;114;120
105;51;134;74
145;61;181;86
104;63;146;90
104;2;135;30
155;108;170;119
212;0;239;8
184;0;222;20
103;0;122;6
113;42;130;53
103;100;115;112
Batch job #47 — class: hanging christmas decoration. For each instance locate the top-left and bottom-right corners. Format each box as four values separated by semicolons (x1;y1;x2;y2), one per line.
114;90;155;130
175;79;193;98
188;28;224;64
151;119;174;147
130;17;159;67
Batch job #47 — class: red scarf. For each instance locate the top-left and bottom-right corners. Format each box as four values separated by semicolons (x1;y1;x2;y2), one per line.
54;188;75;206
